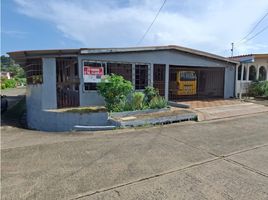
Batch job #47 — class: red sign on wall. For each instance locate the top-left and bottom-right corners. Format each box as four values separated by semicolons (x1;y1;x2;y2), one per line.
83;66;104;83
83;67;104;75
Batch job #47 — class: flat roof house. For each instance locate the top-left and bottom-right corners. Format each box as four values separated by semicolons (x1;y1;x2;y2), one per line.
8;45;238;131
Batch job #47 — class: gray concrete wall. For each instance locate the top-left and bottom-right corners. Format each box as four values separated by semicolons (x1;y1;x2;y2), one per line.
78;49;236;103
26;84;108;132
42;58;57;109
31;110;108;132
224;65;236;98
26;84;43;129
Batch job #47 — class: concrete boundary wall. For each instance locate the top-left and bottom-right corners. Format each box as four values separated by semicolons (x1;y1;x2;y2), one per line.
28;110;108;132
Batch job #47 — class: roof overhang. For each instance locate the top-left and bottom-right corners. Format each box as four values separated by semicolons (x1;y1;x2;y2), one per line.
7;49;80;66
7;45;239;66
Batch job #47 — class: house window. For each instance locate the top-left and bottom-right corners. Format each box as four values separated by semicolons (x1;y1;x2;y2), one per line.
259;66;267;81
238;65;242;80
25;58;43;85
249;65;256;81
107;63;132;81
83;62;105;91
135;64;148;89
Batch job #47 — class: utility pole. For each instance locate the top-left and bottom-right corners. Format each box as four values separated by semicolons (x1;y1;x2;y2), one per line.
231;42;234;57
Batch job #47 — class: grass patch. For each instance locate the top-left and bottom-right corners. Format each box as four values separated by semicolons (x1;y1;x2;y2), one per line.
2;97;26;121
65;106;107;113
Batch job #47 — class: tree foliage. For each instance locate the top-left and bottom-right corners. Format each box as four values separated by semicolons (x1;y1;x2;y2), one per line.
1;55;25;78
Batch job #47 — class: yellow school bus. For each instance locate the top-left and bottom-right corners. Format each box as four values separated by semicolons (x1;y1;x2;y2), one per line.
176;71;197;95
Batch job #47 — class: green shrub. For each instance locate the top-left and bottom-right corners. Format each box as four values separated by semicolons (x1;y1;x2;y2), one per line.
248;81;268;97
144;86;159;104
149;96;167;109
1;83;6;89
132;92;145;110
3;79;16;89
97;74;133;112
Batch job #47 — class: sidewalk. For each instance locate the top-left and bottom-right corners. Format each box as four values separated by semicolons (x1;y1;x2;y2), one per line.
194;102;268;121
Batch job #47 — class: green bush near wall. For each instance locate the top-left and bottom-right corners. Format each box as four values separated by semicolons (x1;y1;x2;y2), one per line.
97;74;133;112
248;81;268;97
97;74;167;112
1;78;17;89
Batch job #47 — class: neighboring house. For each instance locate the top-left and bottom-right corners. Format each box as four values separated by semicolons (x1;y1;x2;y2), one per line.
0;71;11;79
231;54;268;96
8;45;238;130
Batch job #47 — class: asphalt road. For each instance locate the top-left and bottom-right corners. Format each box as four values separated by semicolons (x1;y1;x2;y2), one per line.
1;113;268;200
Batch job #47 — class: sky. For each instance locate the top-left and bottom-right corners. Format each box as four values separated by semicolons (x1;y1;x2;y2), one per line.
1;0;268;57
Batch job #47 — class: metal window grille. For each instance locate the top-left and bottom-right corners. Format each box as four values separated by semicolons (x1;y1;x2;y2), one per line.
25;58;43;85
135;64;148;89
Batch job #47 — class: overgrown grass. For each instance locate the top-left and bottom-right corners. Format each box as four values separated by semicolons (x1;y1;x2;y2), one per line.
2;97;26;121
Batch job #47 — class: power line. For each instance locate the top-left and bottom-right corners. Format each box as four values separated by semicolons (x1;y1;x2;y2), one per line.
232;12;268;53
238;11;268;43
136;0;167;45
242;25;268;44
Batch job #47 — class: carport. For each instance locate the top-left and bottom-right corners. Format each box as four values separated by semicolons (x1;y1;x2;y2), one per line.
168;66;225;100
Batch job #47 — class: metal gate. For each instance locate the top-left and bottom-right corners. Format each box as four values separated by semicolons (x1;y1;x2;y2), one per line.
153;64;165;96
56;57;80;108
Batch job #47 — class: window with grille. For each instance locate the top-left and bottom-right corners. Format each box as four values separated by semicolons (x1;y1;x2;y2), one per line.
25;58;43;85
83;62;105;91
107;63;132;82
135;64;148;90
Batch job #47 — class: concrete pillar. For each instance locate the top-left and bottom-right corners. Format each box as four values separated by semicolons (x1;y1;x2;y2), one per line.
235;64;239;98
132;64;136;89
235;65;239;81
246;64;249;81
241;64;244;81
42;58;57;109
164;64;169;101
239;64;245;99
149;63;154;87
256;65;260;81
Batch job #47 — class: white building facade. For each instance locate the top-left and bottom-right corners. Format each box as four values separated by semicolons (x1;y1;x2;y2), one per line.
232;54;268;96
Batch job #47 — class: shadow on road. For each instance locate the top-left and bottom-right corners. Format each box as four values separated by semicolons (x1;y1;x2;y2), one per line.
1;96;27;129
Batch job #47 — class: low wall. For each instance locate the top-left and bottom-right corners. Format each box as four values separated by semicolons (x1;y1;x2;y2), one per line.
27;109;108;132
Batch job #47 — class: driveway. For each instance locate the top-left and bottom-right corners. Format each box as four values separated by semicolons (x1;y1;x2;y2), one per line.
1;112;268;200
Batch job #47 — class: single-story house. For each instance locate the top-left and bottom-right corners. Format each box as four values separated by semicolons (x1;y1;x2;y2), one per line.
8;45;238;130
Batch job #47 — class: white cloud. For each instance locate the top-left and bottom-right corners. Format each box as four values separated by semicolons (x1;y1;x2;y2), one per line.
13;0;268;55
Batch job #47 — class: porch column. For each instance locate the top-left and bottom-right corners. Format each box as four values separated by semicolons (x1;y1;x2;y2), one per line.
149;63;154;87
239;64;245;99
241;64;244;81
164;64;169;101
42;57;57;109
132;64;136;89
235;64;239;98
246;64;250;81
256;64;260;81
